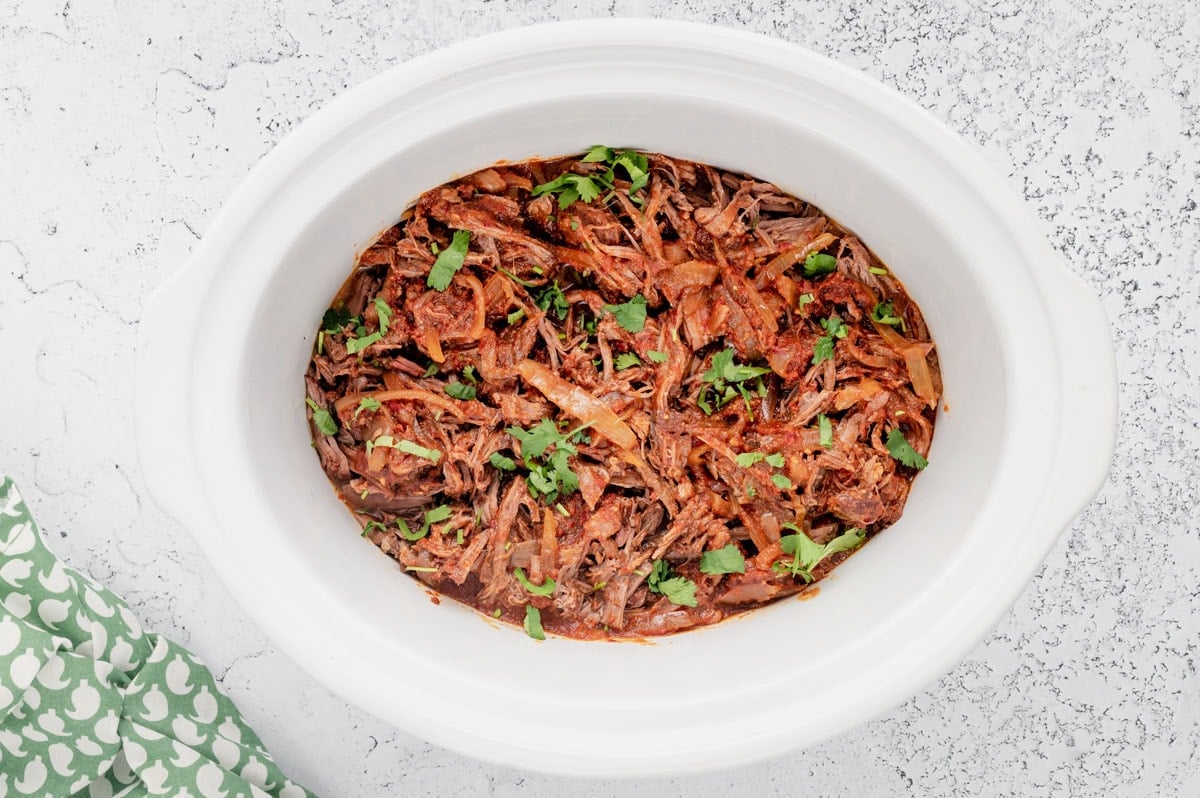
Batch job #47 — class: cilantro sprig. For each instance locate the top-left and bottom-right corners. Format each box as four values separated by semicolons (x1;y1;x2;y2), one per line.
775;525;867;582
698;348;772;415
812;315;848;365
699;544;746;575
885;428;928;469
532;146;651;210
305;399;338;436
603;294;648;333
505;419;587;503
646;559;697;607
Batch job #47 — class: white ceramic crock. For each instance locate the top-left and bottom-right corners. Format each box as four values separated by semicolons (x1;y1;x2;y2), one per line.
134;20;1117;777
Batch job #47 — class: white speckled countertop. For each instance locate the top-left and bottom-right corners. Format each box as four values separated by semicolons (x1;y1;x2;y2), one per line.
2;1;1196;795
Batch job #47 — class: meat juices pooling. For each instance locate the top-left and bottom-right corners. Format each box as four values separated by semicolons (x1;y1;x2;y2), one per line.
305;149;941;640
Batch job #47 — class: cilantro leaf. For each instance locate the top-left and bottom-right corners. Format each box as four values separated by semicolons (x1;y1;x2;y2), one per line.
374;297;393;335
803;252;838;277
507;308;526;325
531;173;604;209
345;331;382;355
764;452;785;468
871;300;902;326
444;381;477;401
462;365;478;384
582;145;614;163
305;398;338;435
735;451;765;467
523;604;546;640
704;348;772;384
818;413;833;448
647;350;669;363
771;473;794;490
603;294;648;333
355;396;381;419
397;505;452;542
778;525;866;582
489;452;516;471
321;307;354;332
422;362;439;377
427;229;471;291
506;419;564;459
514;568;557;596
535;281;570;320
885;428;928;469
614;352;642;370
797;293;815;310
820;315;849;339
699;544;746;575
646;559;698;607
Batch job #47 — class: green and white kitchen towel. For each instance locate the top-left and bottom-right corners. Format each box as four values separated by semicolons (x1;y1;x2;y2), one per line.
0;473;314;797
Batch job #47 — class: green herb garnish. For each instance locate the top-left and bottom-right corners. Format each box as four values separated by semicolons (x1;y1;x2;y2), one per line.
802;252;838;277
797;293;815;310
647;350;669;363
764;452;786;468
507;308;526;325
374;297;393;335
871;300;903;327
523;604;546;640
427;230;471;291
771;473;794;490
614;352;642;370
818;413;833;448
603;294;648;333
646;559;698;607
489;452;516;471
531;173;604;210
514;568;557;597
444;381;477;401
345;331;382;355
699;544;746;575
776;525;866;582
321;307;354;332
535;281;570;320
885;428;928;469
355;397;381;419
305;399;338;435
698;348;772;414
811;315;849;365
735;451;764;468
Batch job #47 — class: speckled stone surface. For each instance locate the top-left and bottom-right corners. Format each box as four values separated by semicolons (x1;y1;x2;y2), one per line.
1;1;1196;795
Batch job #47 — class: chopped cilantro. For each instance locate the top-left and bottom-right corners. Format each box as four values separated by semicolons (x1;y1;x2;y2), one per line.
422;362;439;377
812;315;848;365
373;297;393;335
699;544;746;575
427;229;471;291
764;452;786;468
869;266;889;275
698;348;772;414
493;608;503;618
514;568;557;596
735;451;765;468
305;399;338;435
523;604;546;640
646;559;698;607
397;439;442;462
321;307;354;332
771;473;794;490
647;350;669;363
507;308;526;325
885;428;928;469
614;352;642;370
871;300;903;326
489;452;516;471
603;294;648;333
531;172;604;209
797;293;815;310
777;525;866;582
345;331;382;355
360;520;387;538
444;381;477;401
462;365;478;384
803;252;838;277
354;397;381;419
818;413;833;448
505;419;585;502
535;281;570;320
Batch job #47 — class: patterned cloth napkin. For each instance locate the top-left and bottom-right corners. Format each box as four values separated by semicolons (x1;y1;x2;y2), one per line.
0;474;314;797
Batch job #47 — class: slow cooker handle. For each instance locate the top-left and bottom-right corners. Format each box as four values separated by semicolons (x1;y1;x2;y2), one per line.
1040;264;1118;535
134;260;212;528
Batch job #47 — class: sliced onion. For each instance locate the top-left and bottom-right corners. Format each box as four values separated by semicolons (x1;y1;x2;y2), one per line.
873;321;937;407
461;274;487;341
334;389;464;418
760;232;837;280
424;327;445;363
515;360;637;450
660;260;719;300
